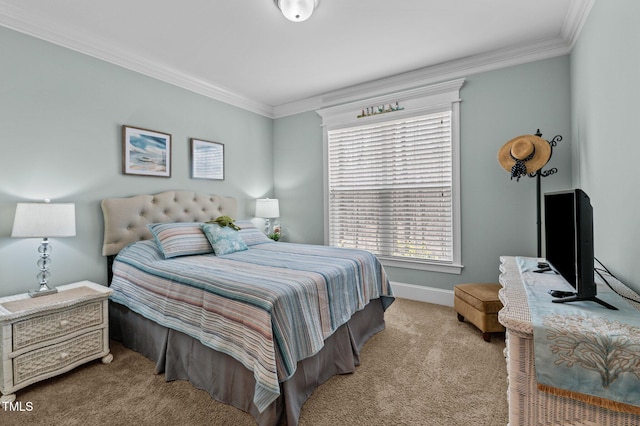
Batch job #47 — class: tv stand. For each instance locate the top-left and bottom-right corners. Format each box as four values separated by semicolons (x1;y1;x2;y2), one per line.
552;294;618;310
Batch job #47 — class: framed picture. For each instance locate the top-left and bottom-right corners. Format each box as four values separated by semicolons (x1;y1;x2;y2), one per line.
191;138;224;180
122;125;171;177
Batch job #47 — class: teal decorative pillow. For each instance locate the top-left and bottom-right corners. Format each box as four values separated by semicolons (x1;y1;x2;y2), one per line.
147;222;213;259
202;224;248;256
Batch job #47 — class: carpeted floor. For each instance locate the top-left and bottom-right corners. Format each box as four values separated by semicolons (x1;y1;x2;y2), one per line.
2;298;508;425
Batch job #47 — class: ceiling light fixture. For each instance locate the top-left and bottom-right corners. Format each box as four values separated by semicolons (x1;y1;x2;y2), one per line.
274;0;318;22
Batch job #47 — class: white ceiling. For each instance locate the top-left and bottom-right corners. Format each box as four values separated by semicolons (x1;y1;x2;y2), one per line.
0;0;592;117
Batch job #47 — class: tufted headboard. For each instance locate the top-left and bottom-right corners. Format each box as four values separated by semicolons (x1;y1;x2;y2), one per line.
101;190;238;257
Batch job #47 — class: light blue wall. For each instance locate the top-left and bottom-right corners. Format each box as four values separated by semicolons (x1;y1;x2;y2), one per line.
0;23;578;298
0;27;274;297
571;0;640;293
275;56;572;290
273;112;324;244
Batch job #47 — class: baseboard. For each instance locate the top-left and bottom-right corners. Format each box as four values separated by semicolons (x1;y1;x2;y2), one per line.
389;281;454;307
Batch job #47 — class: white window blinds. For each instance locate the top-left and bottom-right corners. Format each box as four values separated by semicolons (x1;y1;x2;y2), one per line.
327;111;453;264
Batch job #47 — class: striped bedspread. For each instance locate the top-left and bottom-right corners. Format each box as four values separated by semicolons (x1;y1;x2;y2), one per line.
110;229;393;413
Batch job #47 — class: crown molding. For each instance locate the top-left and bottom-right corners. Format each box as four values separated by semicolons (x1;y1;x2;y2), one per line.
562;0;595;49
0;1;276;118
273;36;572;118
274;0;595;118
1;0;593;120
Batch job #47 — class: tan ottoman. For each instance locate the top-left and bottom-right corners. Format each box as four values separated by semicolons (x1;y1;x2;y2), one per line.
454;283;505;342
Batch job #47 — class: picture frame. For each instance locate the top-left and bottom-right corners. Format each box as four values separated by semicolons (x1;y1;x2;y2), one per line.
190;138;225;180
122;125;171;177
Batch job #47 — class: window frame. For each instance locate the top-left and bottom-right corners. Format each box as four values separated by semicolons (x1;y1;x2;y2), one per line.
317;79;464;274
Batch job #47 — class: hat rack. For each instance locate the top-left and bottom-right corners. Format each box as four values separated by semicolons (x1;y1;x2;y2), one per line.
530;129;563;257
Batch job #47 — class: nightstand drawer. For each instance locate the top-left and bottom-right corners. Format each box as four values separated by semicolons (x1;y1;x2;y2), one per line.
13;329;104;385
12;301;104;351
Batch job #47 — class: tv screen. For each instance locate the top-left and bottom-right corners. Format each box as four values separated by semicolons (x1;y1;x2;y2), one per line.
544;189;616;309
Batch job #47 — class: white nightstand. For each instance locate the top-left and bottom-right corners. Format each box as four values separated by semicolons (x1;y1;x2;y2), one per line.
0;281;113;403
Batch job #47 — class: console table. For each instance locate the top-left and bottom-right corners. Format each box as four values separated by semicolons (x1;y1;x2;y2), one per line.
498;256;640;426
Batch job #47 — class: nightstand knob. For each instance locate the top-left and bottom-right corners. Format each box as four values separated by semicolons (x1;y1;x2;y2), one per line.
59;320;70;327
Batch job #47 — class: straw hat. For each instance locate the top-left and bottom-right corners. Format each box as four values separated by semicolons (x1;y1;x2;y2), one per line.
497;134;551;181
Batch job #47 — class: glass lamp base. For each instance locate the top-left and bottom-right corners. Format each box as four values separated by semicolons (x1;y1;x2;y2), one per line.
30;239;58;297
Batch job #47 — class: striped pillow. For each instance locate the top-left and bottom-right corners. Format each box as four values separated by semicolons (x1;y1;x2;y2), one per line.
147;222;213;259
235;221;272;246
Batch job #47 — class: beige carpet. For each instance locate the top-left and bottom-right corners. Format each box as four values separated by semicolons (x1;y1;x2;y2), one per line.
2;298;508;425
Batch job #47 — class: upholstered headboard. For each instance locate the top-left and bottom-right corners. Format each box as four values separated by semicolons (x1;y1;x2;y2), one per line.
101;190;238;256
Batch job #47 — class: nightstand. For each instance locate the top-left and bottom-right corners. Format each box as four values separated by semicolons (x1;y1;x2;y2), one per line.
0;281;113;403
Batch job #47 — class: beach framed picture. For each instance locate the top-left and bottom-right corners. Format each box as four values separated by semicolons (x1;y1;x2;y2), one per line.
190;138;224;180
122;125;171;177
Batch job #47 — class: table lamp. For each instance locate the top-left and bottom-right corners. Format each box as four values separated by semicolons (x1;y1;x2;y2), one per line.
255;198;279;234
11;201;76;297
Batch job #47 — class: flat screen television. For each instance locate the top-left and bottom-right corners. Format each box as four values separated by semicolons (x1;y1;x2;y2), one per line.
544;189;616;310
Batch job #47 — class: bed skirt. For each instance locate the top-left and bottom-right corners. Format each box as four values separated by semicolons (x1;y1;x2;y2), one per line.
109;298;387;426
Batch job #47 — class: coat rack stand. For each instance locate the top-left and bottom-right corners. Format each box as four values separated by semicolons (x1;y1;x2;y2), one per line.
531;129;562;257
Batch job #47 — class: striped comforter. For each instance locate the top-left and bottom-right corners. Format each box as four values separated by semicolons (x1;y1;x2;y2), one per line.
110;230;393;412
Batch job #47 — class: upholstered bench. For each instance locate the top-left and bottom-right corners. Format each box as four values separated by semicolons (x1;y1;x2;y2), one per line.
454;283;505;342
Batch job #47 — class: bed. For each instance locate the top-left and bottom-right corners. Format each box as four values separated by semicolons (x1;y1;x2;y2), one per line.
101;190;394;425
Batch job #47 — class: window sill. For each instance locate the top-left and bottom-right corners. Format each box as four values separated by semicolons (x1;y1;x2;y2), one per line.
380;257;463;274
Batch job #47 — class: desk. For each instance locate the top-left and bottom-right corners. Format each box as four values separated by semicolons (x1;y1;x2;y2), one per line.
498;256;640;426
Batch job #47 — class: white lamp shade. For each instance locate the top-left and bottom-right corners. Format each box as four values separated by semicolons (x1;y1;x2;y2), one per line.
276;0;317;22
255;199;280;219
11;203;76;238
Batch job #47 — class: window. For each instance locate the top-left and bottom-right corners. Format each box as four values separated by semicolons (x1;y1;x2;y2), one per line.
318;79;463;274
